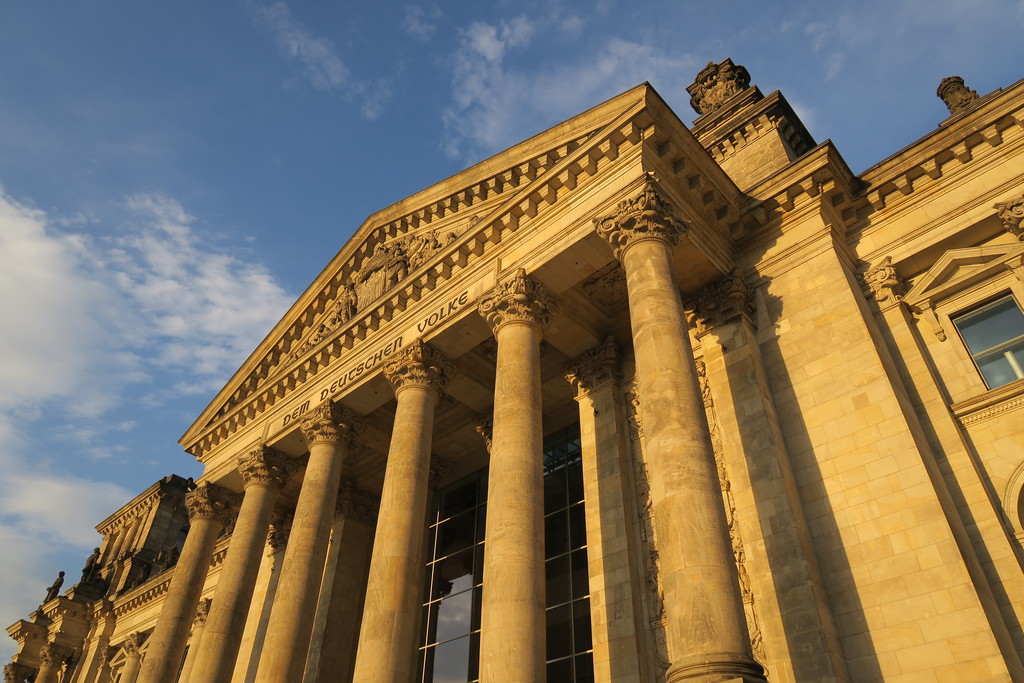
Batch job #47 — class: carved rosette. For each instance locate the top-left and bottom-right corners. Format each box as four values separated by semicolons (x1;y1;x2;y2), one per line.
565;337;619;398
478;268;557;332
238;445;296;489
683;270;754;335
298;401;357;447
859;256;905;304
995;194;1024;240
383;338;455;395
594;174;686;260
937;76;979;115
185;482;239;527
475;414;493;453
686;58;752;115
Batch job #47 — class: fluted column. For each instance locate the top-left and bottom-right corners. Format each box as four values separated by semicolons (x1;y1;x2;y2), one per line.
119;633;143;683
254;402;357;683
176;598;211;683
35;644;71;683
138;482;237;683
477;269;556;683
190;447;296;683
353;339;454;683
595;174;765;683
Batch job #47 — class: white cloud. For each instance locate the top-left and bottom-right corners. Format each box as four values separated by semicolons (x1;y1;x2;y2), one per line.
253;2;349;91
0;188;293;649
403;4;442;41
442;19;696;159
248;1;394;118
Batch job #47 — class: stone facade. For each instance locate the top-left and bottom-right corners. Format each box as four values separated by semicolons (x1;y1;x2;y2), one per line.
7;60;1024;682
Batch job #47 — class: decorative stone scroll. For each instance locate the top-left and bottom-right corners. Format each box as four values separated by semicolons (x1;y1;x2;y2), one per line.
859;256;905;304
185;482;239;527
478;268;557;331
298;401;358;447
937;76;979;115
995;194;1024;240
383;338;455;394
684;270;754;335
593;174;686;259
238;446;296;490
565;337;619;398
686;58;752;116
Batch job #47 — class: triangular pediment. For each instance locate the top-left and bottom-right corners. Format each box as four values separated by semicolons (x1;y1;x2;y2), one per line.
903;243;1024;306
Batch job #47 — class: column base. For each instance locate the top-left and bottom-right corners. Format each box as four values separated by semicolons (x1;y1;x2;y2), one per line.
665;652;767;683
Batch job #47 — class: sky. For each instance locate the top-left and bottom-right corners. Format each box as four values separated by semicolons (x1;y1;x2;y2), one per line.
1;0;1022;658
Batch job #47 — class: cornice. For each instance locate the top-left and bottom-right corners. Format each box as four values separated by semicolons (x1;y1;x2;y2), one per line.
181;91;654;459
95;475;190;536
111;537;230;618
952;378;1024;426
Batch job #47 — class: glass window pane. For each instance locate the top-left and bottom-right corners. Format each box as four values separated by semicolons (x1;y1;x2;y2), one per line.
546;657;572;681
430;547;474;600
430;635;471;683
571;549;590;600
956;297;1024;353
545;509;570;557
468;632;480;681
978;353;1017;388
573;598;593;652
544;468;567;514
437;511;477;557
435;589;473;644
567;462;584;505
546;603;573;660
575;653;595;683
440;480;479;520
569;503;587;548
546;554;571;607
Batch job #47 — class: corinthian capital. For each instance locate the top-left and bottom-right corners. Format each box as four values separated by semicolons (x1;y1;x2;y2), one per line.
238;445;296;489
478;269;557;332
383;338;455;395
299;401;357;447
121;632;144;656
185;481;239;526
38;643;72;667
565;337;619;398
995;194;1024;240
594;174;686;259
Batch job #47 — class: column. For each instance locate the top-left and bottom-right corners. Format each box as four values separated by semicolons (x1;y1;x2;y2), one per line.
35;644;71;683
565;339;648;682
119;633;143;683
176;598;211;683
190;447;296;683
137;482;237;683
352;339;454;683
477;269;555;683
254;402;357;683
594;175;765;682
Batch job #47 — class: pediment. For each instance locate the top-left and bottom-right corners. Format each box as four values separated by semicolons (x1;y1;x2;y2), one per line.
903;243;1024;307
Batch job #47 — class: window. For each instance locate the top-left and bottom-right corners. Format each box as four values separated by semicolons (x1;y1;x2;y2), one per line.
953;295;1024;388
418;423;593;683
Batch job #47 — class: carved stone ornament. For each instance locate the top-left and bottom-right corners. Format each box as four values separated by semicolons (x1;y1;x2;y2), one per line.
684;270;754;335
478;268;557;331
582;263;627;310
266;512;293;554
298;401;357;447
238;445;297;489
565;337;619;397
336;481;379;523
594;174;686;259
937;76;979;115
121;632;144;656
4;662;34;683
185;481;239;527
383;338;456;394
194;598;212;626
285;285;357;364
859;256;905;303
352;230;457;311
475;414;493;453
686;58;752;115
38;643;71;667
995;194;1024;240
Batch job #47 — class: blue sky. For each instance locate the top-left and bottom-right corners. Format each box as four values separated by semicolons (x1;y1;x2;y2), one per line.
1;0;1022;654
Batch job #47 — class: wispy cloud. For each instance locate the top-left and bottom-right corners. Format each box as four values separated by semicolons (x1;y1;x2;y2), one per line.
403;4;443;41
441;16;696;159
247;1;393;118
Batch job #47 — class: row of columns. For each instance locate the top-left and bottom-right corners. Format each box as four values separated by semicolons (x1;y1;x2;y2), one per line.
131;175;763;683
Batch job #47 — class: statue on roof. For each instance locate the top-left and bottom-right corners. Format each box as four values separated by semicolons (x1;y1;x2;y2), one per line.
44;571;65;602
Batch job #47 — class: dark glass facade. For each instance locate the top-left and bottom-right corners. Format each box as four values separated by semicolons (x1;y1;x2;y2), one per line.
418;423;593;683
